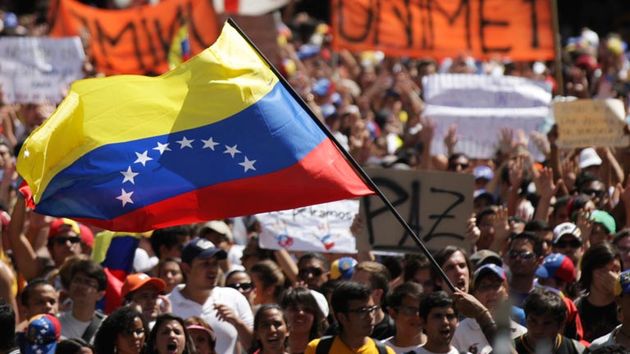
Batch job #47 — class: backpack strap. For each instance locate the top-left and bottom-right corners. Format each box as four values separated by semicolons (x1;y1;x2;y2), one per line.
315;336;335;354
81;311;105;342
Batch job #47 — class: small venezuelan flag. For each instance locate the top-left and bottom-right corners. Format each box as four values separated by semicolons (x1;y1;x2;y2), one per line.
168;24;191;70
16;21;373;232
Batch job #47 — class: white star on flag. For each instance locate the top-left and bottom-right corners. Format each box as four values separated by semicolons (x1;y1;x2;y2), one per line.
201;137;219;150
153;142;171;155
176;136;194;149
116;188;134;207
224;145;241;158
239;156;256;172
120;166;139;184
134;151;153;166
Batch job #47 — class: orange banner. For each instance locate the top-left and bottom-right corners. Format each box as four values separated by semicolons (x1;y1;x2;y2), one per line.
331;0;555;61
49;0;219;75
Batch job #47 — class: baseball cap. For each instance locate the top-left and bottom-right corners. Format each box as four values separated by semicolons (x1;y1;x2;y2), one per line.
312;78;333;97
78;223;94;248
552;222;582;244
48;218;80;239
473;165;494;181
473;264;506;288
590;210;616;234
579;148;602;169
18;314;61;354
470;250;503;270
535;253;576;283
201;220;233;242
181;238;227;264
330;257;358;280
122;273;166;298
615;270;630;296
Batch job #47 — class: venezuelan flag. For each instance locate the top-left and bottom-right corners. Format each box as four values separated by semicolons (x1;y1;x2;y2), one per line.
16;21;373;232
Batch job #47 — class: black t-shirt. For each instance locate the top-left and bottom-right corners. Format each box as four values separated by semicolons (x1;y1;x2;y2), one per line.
575;296;619;342
514;334;584;354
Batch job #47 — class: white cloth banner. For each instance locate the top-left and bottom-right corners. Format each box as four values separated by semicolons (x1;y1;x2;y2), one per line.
257;200;359;253
422;74;552;159
0;36;85;104
213;0;289;15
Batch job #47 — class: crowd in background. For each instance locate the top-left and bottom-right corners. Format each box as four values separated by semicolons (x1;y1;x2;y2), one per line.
1;0;630;354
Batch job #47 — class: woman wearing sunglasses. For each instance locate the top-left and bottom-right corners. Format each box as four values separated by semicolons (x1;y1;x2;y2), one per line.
225;269;255;305
94;306;148;354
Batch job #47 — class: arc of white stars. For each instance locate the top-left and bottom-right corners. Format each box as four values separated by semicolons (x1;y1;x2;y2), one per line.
134;151;153;166
176;136;194;149
224;144;241;158
116;188;134;207
120;166;139;184
153;142;171;155
239;156;256;172
201;137;219;150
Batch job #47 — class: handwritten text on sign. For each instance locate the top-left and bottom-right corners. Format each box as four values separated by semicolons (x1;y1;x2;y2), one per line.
257;200;359;253
554;98;630;149
0;37;85;104
49;0;218;75
331;0;555;60
358;168;473;253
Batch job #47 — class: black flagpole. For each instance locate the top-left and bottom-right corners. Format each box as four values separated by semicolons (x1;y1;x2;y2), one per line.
227;18;457;293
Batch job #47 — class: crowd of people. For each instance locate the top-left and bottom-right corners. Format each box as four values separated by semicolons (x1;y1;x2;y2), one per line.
1;1;630;354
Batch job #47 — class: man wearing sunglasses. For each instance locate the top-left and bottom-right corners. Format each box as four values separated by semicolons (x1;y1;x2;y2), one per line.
506;232;544;307
47;218;83;267
552;222;584;267
297;253;330;291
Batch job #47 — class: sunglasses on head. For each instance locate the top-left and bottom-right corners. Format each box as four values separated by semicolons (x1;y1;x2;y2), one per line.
299;267;324;278
227;282;253;292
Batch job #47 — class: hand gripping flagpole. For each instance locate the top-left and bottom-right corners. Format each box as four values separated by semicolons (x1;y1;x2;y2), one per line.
227;18;457;293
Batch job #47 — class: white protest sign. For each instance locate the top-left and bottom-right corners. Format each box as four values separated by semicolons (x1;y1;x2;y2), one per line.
422;74;552;159
554;98;630;148
257;200;359;253
0;36;85;104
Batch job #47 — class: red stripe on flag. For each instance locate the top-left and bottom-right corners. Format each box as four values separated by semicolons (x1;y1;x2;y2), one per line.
76;139;372;231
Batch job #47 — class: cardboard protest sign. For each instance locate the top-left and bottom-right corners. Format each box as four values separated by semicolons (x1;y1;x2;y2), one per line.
49;0;218;75
331;0;555;60
423;74;551;159
554;98;630;148
0;37;85;104
358;168;473;253
257;200;359;253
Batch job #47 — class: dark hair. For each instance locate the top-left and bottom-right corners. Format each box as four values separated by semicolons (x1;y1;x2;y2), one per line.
524;220;551;232
382;256;403;280
403;254;431;282
331;281;371;316
0;299;15;351
225;269;250;283
21;278;53;307
580;243;621;290
354;261;390;305
146;314;196;354
249;304;287;354
56;338;94;354
447;152;469;170
150;226;192;258
613;229;630;246
297;253;330;271
523;288;566;324
94;306;148;354
575;171;600;193
250;260;286;303
387;281;423;309
157;257;186;282
70;259;107;291
433;246;472;288
419;291;453;320
476;207;498;226
509;232;543;256
280;287;326;340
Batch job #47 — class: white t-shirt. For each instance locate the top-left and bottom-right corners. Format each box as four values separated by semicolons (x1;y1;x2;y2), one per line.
168;285;253;354
227;244;245;271
415;346;461;354
381;336;423;354
452;318;526;354
58;311;92;340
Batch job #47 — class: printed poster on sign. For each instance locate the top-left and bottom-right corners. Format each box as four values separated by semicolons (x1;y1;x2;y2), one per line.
0;36;85;104
257;200;359;253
